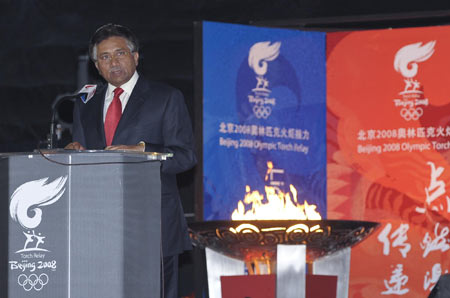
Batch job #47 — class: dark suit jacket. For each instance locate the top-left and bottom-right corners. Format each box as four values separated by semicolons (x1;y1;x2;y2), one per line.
72;76;196;256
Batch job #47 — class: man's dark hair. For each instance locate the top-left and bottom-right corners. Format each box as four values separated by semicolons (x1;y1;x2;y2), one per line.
89;23;139;61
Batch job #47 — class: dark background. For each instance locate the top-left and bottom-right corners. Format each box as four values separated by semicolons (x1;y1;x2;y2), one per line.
2;0;450;217
2;1;450;296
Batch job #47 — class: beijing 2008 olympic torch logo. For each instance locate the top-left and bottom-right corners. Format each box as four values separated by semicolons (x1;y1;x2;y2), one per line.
393;41;435;121
248;41;281;119
9;176;67;292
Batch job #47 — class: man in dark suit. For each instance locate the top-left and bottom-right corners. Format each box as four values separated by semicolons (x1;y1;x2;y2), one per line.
65;23;196;298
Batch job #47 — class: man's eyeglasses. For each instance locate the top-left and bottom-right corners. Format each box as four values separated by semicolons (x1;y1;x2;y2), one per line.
98;50;131;62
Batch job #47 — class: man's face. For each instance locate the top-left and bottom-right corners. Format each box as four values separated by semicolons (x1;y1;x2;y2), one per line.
95;36;139;87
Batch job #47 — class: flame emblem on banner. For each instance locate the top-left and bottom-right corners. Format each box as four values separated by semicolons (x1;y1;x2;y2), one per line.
249;41;281;77
394;41;435;78
10;176;68;230
393;41;435;121
247;41;281;119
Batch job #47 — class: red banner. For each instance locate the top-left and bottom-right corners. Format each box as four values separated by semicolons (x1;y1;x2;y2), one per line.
327;26;450;297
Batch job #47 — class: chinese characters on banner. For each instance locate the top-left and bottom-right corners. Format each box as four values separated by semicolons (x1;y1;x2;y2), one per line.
327;26;450;296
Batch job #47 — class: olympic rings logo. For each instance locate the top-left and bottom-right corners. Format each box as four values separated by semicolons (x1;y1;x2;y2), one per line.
253;105;272;119
400;107;423;121
17;273;49;291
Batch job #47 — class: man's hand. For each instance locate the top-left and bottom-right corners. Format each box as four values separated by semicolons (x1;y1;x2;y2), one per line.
105;143;145;152
64;142;86;150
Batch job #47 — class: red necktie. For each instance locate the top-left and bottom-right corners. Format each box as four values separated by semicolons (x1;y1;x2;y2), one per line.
104;87;124;146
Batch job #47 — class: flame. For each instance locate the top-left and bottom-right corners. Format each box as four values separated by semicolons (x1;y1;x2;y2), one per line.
231;184;321;220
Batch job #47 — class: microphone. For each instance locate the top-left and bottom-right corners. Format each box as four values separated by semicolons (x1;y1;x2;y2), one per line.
47;85;97;149
77;84;97;104
48;94;77;149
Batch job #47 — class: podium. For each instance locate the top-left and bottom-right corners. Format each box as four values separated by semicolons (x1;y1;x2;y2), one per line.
1;150;167;298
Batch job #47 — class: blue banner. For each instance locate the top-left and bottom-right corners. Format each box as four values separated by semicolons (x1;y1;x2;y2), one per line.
203;21;326;220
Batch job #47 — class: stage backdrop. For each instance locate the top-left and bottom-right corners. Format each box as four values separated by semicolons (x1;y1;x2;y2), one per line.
327;26;450;297
201;21;450;297
202;21;327;220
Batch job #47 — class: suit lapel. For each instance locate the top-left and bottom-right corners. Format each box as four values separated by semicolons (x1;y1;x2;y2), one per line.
112;77;148;144
81;85;107;148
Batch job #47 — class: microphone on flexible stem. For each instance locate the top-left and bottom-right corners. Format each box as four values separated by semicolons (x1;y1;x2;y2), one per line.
48;93;78;149
47;85;97;149
48;109;57;149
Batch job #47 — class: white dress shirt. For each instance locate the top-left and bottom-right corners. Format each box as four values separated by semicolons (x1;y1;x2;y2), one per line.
103;71;139;122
